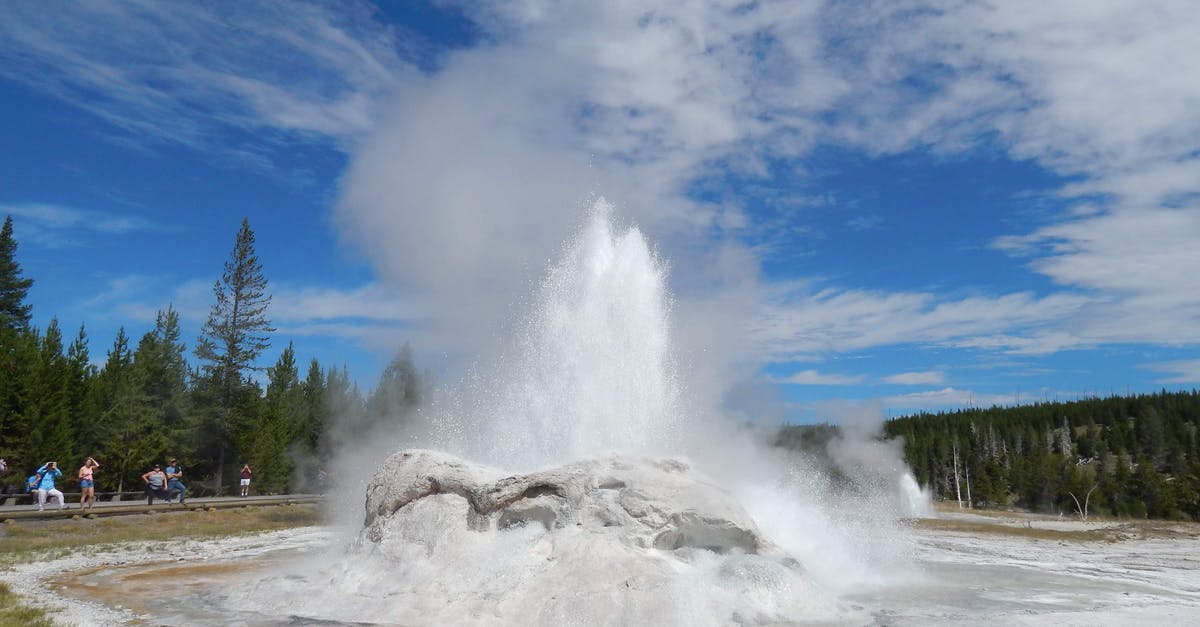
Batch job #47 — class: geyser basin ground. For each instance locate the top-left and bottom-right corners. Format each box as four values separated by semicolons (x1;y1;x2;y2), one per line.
10;504;1200;626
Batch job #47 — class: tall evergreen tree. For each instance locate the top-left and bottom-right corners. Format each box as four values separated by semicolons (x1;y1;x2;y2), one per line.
319;365;365;461
0;215;34;333
0;325;37;476
252;343;303;493
59;324;99;476
136;307;191;457
24;320;75;468
366;343;425;422
299;358;325;456
194;218;275;489
93;326;168;491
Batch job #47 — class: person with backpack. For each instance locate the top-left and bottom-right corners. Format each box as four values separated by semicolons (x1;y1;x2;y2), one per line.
164;457;187;505
34;461;65;511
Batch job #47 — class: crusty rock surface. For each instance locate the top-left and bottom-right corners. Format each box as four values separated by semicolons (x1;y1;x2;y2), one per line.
331;449;847;625
362;448;778;556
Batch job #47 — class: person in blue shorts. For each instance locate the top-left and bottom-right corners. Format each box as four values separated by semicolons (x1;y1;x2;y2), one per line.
78;457;100;510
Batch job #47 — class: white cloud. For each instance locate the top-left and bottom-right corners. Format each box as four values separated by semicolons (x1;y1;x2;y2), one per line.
0;1;412;157
1144;359;1200;385
993;204;1200;345
884;387;1013;411
750;283;1092;359
2;203;154;248
271;283;425;324
773;369;866;386
883;371;944;385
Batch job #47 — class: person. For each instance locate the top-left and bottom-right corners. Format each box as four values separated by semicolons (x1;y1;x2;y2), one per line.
34;461;65;511
164;457;187;505
142;464;169;504
239;463;252;496
78;457;100;510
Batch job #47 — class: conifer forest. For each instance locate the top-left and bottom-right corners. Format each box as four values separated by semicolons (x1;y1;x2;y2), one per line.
0;215;426;496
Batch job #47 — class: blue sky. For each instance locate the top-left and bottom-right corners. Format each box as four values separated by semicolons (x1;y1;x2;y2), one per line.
1;1;1198;423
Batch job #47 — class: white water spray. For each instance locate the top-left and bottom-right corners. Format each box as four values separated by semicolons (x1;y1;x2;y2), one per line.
243;198;928;625
435;199;681;470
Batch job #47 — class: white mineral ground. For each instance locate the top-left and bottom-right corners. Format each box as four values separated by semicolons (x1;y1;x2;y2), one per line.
3;451;1199;626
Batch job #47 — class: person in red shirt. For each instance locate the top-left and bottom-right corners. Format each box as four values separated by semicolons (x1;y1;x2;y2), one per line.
239;463;252;496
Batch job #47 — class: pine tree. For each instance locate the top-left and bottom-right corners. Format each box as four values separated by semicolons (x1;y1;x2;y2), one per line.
0;215;34;333
0;324;38;476
299;358;325;455
366;343;425;422
93;327;168;491
24;320;75;468
135;307;191;459
294;358;327;490
65;324;96;450
250;342;302;493
194;219;275;489
319;365;365;461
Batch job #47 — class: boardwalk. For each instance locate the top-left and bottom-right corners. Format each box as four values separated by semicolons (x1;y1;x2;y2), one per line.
0;494;323;521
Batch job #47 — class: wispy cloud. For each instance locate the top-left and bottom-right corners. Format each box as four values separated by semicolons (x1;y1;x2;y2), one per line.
1144;359;1200;385
883;371;944;385
772;369;866;386
1;203;155;248
884;387;1013;411
846;214;884;231
750;283;1091;359
271;283;425;325
0;1;414;159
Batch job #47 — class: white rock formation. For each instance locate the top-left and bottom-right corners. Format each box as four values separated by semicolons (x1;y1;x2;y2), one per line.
341;449;850;626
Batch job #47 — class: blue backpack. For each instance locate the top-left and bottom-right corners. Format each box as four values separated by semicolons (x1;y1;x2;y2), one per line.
25;473;42;493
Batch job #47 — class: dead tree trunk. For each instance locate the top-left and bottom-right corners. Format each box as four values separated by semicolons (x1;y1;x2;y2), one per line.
952;439;963;509
1068;485;1099;521
964;462;973;509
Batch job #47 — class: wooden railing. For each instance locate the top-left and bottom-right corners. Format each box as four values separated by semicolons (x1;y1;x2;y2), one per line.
1;491;147;507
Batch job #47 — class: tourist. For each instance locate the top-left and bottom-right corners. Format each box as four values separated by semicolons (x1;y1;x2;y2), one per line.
34;461;65;511
78;457;100;510
142;464;169;504
240;463;252;496
165;457;187;505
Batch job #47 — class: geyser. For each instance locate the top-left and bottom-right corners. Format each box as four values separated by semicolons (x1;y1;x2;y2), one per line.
433;199;681;470
244;199;925;625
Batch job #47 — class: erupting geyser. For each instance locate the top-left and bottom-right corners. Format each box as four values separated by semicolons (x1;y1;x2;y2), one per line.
246;199;927;625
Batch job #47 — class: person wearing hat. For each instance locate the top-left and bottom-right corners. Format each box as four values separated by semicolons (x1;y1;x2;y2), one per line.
34;461;65;511
142;464;169;505
165;457;187;505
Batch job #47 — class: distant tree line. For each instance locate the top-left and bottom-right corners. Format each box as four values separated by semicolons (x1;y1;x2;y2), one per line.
0;215;427;495
884;391;1200;520
778;390;1200;520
